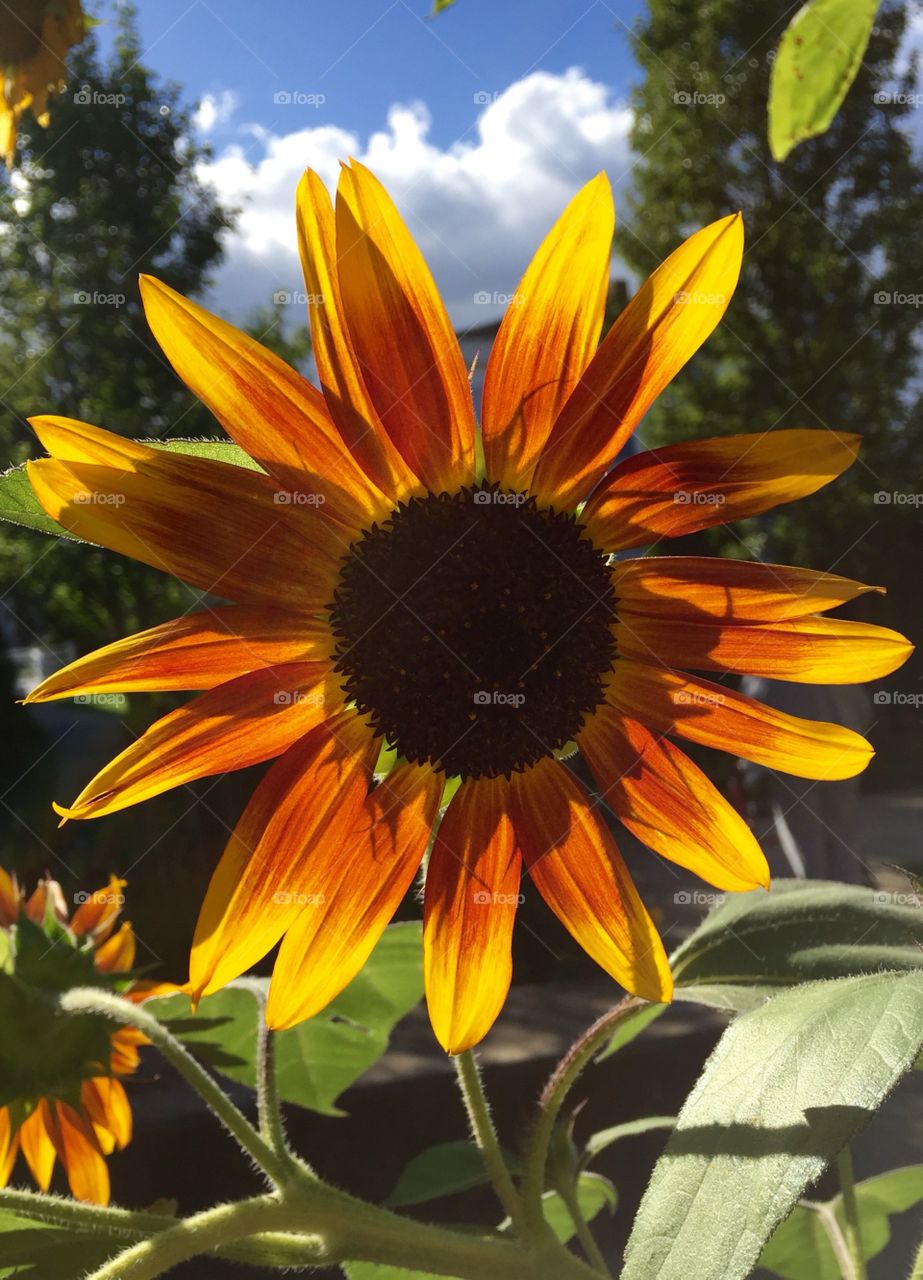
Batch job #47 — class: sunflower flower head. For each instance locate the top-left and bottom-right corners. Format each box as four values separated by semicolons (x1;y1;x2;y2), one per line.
25;162;913;1056
0;0;87;166
0;870;142;1203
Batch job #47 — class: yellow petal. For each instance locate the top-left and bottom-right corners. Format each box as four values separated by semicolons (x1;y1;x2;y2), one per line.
46;1101;109;1205
423;777;522;1054
19;1104;55;1191
532;213;743;509
579;704;769;892
481;173;614;492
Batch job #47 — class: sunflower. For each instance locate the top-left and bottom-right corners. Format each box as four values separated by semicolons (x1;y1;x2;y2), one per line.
0;0;87;166
24;164;911;1054
0;869;146;1203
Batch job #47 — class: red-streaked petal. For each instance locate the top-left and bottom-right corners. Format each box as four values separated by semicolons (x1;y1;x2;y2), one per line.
296;169;422;502
94;922;136;972
608;660;874;781
139;275;390;529
335;161;475;493
25;606;330;703
69;874;125;940
54;661;339;822
510;759;671;1002
28;417;341;611
266;761;442;1029
0;1109;17;1186
532;214;743;509
423;776;521;1054
190;713;378;999
579;704;769;891
45;1101;109;1205
613;556;882;623
583;429;861;551
616;613;913;684
481;173;614;492
80;1078;132;1150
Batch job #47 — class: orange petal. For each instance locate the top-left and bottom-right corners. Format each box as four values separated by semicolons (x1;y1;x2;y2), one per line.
139;275;390;530
608;660;874;781
532;214;743;509
510;759;671;1002
296;169;422;502
583;429;861;551
45;1101;109;1205
0;1108;18;1186
109;1028;143;1076
69;874;125;941
266;760;442;1029
616;613;914;684
0;867;20;926
579;704;769;892
81;1078;132;1150
481;174;614;492
25;605;330;703
94;921;136;973
28;417;341;611
335;161;475;493
422;777;522;1054
19;1103;55;1191
55;661;339;821
613;556;882;623
191;713;379;999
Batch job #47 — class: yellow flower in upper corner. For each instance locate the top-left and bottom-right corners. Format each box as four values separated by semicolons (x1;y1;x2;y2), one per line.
0;0;87;166
0;869;151;1204
24;163;913;1055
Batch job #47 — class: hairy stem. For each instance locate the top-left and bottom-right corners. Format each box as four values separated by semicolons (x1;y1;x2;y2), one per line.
558;1184;612;1277
453;1050;527;1234
836;1146;867;1280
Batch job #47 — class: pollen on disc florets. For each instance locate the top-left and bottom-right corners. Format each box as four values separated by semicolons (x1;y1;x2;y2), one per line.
329;483;617;779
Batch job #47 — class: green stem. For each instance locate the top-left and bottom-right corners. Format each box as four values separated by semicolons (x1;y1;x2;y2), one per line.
0;1187;173;1237
255;1007;288;1159
558;1184;611;1276
453;1049;527;1235
908;1230;923;1280
836;1146;867;1280
59;988;292;1187
520;996;644;1233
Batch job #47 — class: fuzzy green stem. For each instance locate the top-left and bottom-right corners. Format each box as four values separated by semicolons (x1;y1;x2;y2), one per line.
0;1187;173;1237
453;1050;527;1235
836;1146;867;1280
255;1011;288;1159
908;1231;923;1280
521;995;644;1233
59;988;292;1187
558;1184;612;1276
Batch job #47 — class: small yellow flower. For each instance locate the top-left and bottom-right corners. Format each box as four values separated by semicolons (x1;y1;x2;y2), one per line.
0;869;149;1204
24;164;912;1054
0;0;87;166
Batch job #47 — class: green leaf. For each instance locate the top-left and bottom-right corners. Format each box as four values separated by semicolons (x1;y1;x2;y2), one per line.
596;1001;667;1059
583;1115;677;1163
148;922;424;1116
0;439;259;540
768;0;880;161
0;1210;114;1279
670;879;923;1013
430;0;457;13
760;1164;923;1278
621;971;923;1280
385;1140;519;1208
536;1173;617;1244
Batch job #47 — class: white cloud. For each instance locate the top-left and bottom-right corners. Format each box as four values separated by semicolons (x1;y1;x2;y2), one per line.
195;68;633;329
193;90;240;135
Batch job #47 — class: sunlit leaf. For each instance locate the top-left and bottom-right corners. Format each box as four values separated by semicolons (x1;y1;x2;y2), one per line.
385;1140;520;1208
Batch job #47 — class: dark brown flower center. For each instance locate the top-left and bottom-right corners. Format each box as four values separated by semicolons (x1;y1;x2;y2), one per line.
329;484;616;779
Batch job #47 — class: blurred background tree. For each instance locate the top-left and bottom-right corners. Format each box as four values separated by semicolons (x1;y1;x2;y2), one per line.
623;0;922;577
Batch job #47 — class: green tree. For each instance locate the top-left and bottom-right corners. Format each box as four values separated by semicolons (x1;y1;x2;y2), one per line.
0;4;235;650
623;0;923;597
